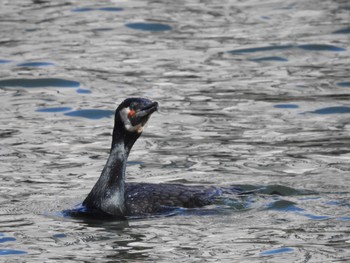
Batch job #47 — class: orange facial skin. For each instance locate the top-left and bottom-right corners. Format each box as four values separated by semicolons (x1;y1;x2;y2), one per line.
128;109;136;118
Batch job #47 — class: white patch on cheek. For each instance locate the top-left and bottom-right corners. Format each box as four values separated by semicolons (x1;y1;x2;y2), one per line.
120;108;144;133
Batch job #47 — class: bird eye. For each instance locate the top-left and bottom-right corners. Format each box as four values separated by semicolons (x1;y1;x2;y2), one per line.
130;103;136;110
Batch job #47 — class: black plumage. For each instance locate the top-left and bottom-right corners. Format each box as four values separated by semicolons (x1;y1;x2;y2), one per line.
124;183;221;216
73;98;241;219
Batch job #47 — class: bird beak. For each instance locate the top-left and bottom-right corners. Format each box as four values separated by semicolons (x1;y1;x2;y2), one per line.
138;102;158;117
130;102;158;126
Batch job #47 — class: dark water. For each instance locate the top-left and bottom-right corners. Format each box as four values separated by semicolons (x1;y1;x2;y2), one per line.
0;0;349;262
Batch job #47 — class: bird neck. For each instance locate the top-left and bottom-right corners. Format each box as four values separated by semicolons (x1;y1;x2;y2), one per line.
83;139;133;217
83;117;142;217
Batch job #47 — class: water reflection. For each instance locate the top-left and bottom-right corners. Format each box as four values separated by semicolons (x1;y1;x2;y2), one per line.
266;200;304;212
333;27;350;34
76;88;92;94
228;44;346;54
0;234;26;256
52;233;67;239
337;217;350;221
0;236;16;243
250;56;288;62
64;109;114;119
71;7;94;12
36;107;72;113
125;23;172;31
337;82;350;87
0;59;12;64
0;249;27;255
92;28;113;32
229;45;293;54
310;106;350;114
49;218;151;261
98;7;123;12
17;62;55;67
260;247;294;256
0;78;80;88
298;44;346;52
303;214;330;220
72;7;123;12
274;104;299;109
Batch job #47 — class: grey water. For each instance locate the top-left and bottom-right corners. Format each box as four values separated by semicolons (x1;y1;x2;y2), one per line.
0;0;349;262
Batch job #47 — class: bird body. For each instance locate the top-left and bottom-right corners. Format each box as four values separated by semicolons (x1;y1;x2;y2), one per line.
124;182;221;216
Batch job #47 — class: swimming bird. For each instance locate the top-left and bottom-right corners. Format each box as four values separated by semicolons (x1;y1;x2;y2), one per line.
81;98;240;219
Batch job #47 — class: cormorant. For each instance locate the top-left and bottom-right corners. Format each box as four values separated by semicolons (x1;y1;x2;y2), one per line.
80;98;240;219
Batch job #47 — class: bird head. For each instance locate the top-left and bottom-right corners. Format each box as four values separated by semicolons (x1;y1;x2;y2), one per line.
116;98;158;135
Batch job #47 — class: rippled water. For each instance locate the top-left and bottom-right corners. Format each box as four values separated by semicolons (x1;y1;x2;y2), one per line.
1;0;349;261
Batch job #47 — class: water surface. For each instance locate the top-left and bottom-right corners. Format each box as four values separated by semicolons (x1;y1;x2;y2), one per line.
0;0;349;262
